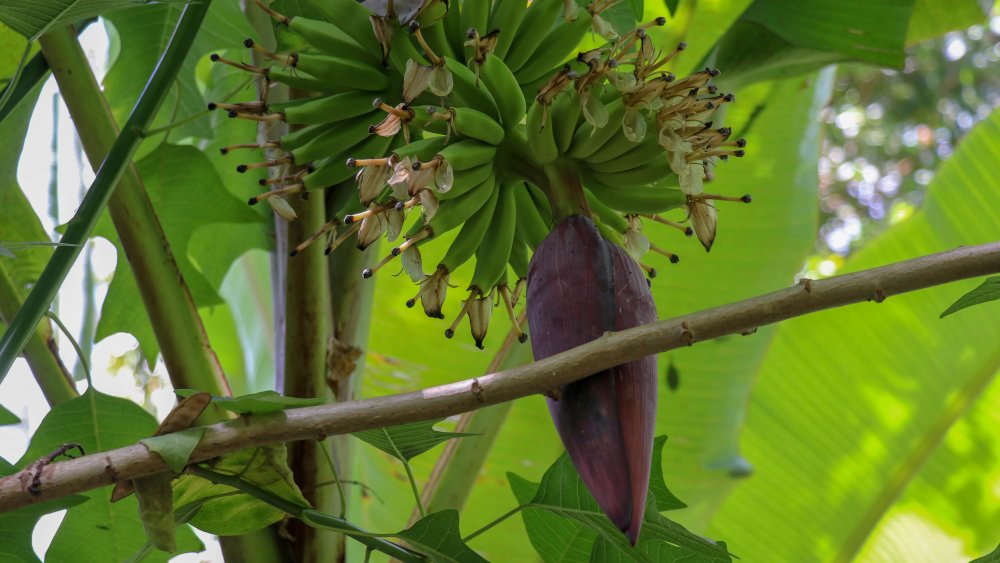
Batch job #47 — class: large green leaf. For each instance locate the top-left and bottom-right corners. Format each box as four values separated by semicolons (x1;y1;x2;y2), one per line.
354;419;473;462
906;0;991;45
396;510;488;563
102;0;254;141
17;389;202;562
0;0;173;40
715;0;925;89
0;457;86;563
93;143;266;363
649;69;834;531
708;108;1000;561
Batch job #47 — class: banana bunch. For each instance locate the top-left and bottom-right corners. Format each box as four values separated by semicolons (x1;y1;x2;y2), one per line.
210;0;749;348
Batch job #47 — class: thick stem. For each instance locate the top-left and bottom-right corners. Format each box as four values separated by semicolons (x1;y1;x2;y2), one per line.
0;265;77;405
541;160;590;221
25;18;230;400
0;5;210;381
6;241;999;510
282;161;334;562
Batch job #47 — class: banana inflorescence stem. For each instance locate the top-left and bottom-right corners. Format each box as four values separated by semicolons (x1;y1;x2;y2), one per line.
541;160;591;221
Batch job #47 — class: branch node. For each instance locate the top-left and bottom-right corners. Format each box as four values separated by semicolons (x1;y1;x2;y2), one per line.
470;379;485;404
680;321;695;346
741;327;758;336
872;286;887;303
799;277;813;293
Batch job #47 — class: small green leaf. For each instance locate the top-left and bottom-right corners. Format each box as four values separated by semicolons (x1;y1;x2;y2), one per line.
353;419;473;462
508;472;596;562
0;404;18;426
940;276;1000;318
396;510;488;563
141;428;206;473
176;389;325;414
971;544;1000;563
173;445;309;535
649;436;685;512
133;473;177;553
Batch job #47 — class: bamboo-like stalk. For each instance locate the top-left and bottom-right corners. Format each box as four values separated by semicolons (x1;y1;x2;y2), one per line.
34;21;230;400
6;240;999;511
0;3;215;387
0;265;77;405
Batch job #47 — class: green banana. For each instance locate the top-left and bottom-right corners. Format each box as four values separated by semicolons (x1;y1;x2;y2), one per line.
525;181;553;223
512;182;550;248
444;57;500;118
439;161;495;200
586;127;645;165
267;66;341;93
278;121;338;152
393;135;448;160
526;100;558;164
567;97;626;159
442;0;467;58
427;170;500;237
289;113;374;164
421;17;457;60
284;16;380;66
449;106;506;145
507;226;530;280
283;91;382;125
436;139;497;170
479;54;525;127
304;0;380;54
586;141;669;174
586;179;687;214
551;87;582;154
469;181;518;292
585;156;674;187
388;28;430;74
303;133;392;191
503;0;563;73
291;53;389;91
514;10;593;84
460;1;490;41
440;175;502;272
489;0;527;59
584;188;629;233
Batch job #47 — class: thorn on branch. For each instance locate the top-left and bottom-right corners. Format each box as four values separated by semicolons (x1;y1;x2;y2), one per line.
680;321;695;346
872;286;887;303
799;277;813;293
470;379;485;404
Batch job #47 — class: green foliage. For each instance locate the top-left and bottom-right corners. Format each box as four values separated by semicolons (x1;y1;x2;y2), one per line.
396;510;488;563
173;445;309;536
354;419;474;462
176;389;324;414
18;389;202;561
972;544;1000;563
0;458;86;563
508;445;731;562
0;0;184;40
709;107;1000;561
141;428;205;473
940;276;1000;318
93;143;266;364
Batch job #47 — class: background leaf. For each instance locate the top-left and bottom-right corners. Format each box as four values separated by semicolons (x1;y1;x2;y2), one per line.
396;510;488;563
353;419;473;462
17;389;202;562
708;107;1000;561
0;0;168;39
940;276;1000;318
173;444;309;536
0;457;86;563
92;143;266;364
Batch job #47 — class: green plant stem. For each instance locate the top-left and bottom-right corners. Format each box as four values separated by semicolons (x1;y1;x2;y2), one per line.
0;3;213;384
414;323;532;523
190;466;421;562
44;311;90;387
281;101;335;561
541;159;590;221
0;265;76;405
463;505;524;543
32;20;232;403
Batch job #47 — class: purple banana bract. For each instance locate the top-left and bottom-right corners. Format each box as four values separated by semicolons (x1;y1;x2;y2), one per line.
526;215;658;544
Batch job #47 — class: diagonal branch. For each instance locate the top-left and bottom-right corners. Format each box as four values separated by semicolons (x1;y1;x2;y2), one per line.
1;241;998;512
